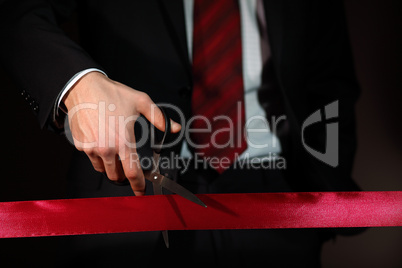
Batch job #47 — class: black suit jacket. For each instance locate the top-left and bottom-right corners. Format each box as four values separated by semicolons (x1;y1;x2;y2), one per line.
0;0;361;193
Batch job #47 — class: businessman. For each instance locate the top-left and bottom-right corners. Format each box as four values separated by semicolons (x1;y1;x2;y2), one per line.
0;0;362;266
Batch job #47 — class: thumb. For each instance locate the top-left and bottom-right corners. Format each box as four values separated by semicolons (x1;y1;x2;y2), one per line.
136;95;181;133
170;119;181;133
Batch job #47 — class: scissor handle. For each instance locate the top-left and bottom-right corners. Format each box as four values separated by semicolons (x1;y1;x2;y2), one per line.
150;105;170;154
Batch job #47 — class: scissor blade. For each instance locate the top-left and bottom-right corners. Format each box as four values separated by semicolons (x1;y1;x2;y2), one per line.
152;183;169;248
153;182;163;196
161;178;207;208
162;230;169;248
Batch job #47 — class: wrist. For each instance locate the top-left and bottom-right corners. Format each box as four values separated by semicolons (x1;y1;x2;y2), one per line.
63;71;107;111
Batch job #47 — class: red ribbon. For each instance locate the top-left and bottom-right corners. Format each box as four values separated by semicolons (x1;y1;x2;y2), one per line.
0;191;401;238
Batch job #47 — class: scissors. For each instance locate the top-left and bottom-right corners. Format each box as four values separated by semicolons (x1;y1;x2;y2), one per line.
105;105;207;248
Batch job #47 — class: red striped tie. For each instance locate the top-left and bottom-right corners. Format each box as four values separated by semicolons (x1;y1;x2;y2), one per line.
191;0;247;173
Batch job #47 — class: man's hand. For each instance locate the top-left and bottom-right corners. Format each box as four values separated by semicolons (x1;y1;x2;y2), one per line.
63;72;181;196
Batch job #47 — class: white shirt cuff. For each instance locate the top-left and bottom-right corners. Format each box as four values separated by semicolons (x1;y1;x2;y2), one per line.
56;68;107;115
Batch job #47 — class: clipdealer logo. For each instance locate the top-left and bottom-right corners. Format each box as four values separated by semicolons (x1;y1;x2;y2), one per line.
63;99;340;168
301;101;339;167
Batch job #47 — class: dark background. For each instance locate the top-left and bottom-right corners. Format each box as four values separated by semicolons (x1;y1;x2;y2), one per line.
0;0;401;266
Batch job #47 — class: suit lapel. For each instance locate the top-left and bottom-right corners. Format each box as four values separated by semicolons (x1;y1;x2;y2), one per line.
158;0;192;81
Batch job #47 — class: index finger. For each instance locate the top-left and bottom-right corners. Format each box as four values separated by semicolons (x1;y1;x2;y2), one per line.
118;126;146;196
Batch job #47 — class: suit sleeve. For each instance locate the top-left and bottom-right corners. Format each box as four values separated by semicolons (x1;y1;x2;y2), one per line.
302;0;360;191
281;0;361;194
0;0;104;129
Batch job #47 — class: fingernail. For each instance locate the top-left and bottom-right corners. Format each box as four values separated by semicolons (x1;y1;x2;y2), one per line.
170;119;181;132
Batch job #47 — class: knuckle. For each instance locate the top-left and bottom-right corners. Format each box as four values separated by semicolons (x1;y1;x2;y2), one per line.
97;147;113;158
84;148;95;156
141;92;151;101
125;169;139;180
137;92;151;107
